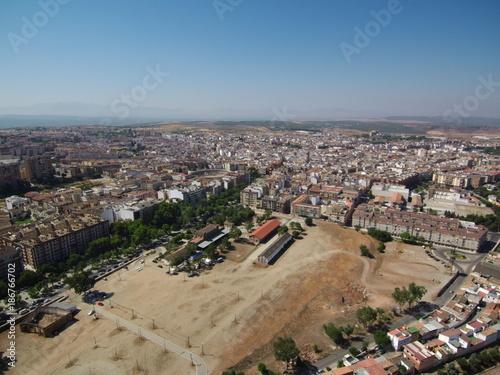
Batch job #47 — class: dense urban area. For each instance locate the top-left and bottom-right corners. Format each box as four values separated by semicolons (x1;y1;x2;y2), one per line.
1;122;500;375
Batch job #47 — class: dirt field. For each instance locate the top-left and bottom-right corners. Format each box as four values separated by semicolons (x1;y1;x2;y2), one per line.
3;221;451;375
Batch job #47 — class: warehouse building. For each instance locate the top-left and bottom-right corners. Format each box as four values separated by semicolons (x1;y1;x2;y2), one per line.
248;219;281;245
258;232;293;264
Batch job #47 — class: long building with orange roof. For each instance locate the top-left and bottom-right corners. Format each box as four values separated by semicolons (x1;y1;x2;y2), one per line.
248;219;281;245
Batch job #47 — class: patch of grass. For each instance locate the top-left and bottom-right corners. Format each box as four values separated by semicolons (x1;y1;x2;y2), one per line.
446;252;467;260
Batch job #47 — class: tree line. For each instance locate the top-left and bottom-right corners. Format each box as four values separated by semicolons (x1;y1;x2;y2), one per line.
10;182;255;298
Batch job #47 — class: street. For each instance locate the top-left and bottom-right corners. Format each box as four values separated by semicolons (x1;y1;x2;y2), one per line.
314;243;491;371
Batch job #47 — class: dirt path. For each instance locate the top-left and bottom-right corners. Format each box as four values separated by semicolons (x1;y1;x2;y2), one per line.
4;221;451;375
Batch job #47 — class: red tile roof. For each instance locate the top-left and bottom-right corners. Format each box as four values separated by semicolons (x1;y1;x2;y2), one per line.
249;219;281;240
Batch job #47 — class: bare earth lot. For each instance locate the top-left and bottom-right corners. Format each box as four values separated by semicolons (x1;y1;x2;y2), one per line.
3;221;451;375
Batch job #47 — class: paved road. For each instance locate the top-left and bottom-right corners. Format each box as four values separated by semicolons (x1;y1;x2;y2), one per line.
432;246;487;274
95;306;207;375
314;246;488;371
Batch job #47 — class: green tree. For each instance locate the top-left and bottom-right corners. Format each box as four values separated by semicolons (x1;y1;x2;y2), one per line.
65;270;95;295
28;286;40;299
456;357;472;374
278;225;289;235
305;217;314;226
361;341;369;352
18;270;41;289
37;262;60;277
245;221;254;233
323;323;345;345
342;324;355;338
257;363;267;374
356;306;378;330
292;230;301;239
377;242;386;252
229;227;242;240
367;228;392;242
408;282;427;308
273;337;300;367
184;241;198;255
219;237;230;251
392;286;411;309
360;245;371;257
86;237;114;259
348;347;359;357
337;360;344;368
204;243;218;259
400;232;411;241
67;253;84;269
248;166;261;180
374;330;390;347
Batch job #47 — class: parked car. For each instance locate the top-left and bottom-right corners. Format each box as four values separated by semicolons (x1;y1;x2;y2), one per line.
97;302;104;306
343;354;359;366
88;309;95;315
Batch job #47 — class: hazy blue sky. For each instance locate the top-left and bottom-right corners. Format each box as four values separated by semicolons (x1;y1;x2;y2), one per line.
1;0;499;121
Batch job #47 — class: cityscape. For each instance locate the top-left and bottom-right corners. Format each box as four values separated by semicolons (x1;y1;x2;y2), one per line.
1;1;500;375
0;122;500;374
